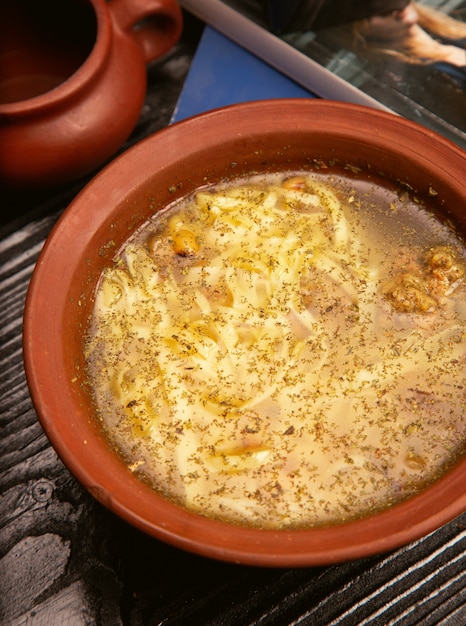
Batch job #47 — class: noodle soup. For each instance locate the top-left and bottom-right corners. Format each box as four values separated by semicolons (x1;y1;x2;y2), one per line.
84;171;466;529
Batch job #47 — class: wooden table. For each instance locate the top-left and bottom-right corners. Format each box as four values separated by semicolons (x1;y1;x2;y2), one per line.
1;15;465;625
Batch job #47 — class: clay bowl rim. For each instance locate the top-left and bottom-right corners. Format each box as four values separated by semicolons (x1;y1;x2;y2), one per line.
23;99;466;567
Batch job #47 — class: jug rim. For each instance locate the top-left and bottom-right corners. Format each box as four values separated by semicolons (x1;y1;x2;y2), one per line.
0;0;110;116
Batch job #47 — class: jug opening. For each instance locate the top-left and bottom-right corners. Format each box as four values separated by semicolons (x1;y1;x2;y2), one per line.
0;0;97;104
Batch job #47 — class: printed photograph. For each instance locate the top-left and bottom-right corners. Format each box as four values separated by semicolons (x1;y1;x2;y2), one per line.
221;0;466;149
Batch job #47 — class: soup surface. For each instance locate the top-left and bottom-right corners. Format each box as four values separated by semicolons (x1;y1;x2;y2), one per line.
85;171;466;528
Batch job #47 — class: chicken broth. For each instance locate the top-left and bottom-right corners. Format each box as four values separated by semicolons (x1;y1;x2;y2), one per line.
84;171;466;529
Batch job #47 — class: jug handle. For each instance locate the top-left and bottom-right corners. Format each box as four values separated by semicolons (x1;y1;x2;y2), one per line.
109;0;183;63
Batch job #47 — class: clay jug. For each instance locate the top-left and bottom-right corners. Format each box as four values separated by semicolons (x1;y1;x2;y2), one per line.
0;0;183;189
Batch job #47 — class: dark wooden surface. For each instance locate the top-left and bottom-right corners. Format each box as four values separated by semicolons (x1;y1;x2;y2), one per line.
1;12;466;626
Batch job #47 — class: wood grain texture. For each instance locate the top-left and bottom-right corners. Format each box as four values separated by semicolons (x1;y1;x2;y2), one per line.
1;15;465;626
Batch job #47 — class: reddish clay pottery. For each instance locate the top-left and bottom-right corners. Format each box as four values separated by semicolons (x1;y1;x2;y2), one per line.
23;100;466;567
0;0;182;189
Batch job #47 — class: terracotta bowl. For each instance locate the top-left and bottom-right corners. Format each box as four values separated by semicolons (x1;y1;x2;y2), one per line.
23;100;466;567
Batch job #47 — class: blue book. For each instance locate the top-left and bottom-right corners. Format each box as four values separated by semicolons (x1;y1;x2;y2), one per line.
177;0;466;151
171;26;315;123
